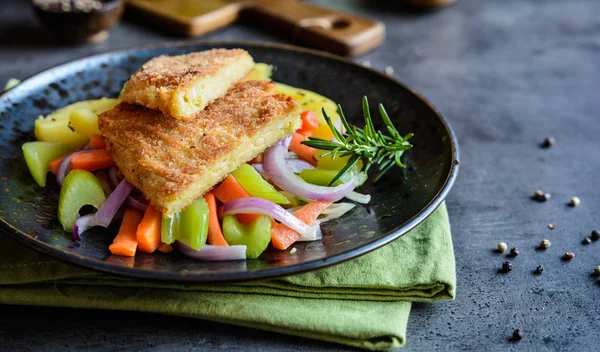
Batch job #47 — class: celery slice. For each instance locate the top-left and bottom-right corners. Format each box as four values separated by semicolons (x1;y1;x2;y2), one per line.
222;214;272;259
22;141;71;187
161;198;209;251
231;164;290;204
58;169;106;232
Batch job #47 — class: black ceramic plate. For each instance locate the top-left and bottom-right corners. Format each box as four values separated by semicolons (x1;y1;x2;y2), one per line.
0;41;459;282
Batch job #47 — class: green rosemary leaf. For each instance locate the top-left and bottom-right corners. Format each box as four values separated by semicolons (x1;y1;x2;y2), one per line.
329;154;361;186
337;104;353;135
300;96;414;184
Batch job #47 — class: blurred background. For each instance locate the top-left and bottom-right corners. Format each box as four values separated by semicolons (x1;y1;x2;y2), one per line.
2;0;459;79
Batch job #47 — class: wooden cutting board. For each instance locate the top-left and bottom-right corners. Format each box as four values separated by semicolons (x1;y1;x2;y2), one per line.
125;0;385;56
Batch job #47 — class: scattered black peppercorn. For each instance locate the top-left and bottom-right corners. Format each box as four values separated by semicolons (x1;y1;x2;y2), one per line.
512;329;524;341
591;230;600;242
535;265;544;274
594;266;600;277
541;136;555;148
562;252;575;261
510;247;519;257
502;261;513;273
582;237;592;245
548;223;556;230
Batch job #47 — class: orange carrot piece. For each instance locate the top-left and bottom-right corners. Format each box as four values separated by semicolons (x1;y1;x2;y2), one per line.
289;132;317;166
214;175;257;224
271;201;332;250
204;191;229;246
48;153;68;175
298;110;320;134
136;204;162;253
89;134;106;149
158;243;173;253
70;149;115;172
109;208;143;257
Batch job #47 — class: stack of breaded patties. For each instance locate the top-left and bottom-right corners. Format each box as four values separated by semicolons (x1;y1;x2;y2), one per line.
99;49;302;217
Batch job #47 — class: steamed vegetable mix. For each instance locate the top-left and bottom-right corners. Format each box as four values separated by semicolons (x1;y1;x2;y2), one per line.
22;63;414;261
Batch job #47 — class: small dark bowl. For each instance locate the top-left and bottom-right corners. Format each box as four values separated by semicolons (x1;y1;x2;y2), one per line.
31;0;125;44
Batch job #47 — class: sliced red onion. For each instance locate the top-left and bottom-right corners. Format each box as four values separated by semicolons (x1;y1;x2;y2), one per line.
297;224;322;242
108;166;119;189
222;197;317;239
89;178;134;228
56;148;102;186
280;136;292;149
263;144;356;202
295;203;355;242
126;196;148;212
252;163;269;180
286;151;299;159
72;213;95;241
319;202;356;222
286;159;315;173
345;191;371;204
253;158;314;180
175;241;247;261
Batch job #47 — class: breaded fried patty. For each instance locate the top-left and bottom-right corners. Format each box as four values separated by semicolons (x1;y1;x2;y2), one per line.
99;80;301;217
119;49;255;120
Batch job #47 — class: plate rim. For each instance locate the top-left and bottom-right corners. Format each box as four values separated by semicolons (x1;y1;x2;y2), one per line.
0;40;460;282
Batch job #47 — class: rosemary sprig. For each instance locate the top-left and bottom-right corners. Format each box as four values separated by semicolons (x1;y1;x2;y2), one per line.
301;96;414;186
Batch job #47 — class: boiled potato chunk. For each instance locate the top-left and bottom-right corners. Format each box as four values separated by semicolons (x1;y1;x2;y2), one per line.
69;109;101;138
247;63;341;140
274;83;341;140
245;63;274;81
34;98;118;149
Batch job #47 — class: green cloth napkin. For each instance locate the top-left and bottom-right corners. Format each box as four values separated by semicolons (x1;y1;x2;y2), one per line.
0;203;455;350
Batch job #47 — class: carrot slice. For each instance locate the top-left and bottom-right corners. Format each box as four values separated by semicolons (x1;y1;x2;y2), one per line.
271;201;332;250
298;110;320;134
89;134;106;149
70;149;115;172
289;132;317;166
136;204;162;253
109;208;143;257
214;175;257;224
204;191;228;246
48;153;69;175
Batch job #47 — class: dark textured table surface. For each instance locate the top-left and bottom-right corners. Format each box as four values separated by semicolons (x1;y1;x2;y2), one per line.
1;0;599;351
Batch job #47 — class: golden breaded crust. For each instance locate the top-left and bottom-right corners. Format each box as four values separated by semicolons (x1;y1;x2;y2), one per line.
99;80;302;217
119;48;254;120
